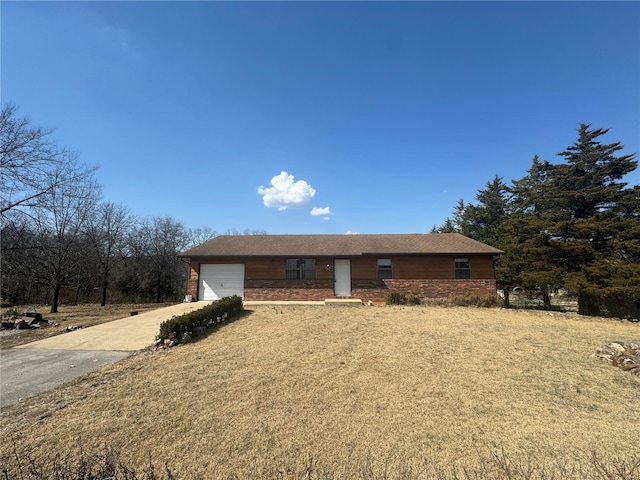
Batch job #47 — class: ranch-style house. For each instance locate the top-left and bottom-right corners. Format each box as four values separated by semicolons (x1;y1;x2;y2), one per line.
178;233;503;302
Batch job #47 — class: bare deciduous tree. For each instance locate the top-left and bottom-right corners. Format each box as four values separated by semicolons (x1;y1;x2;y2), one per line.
84;202;133;306
224;228;267;236
187;226;218;249
34;172;101;312
0;219;46;305
0;104;97;217
129;216;190;303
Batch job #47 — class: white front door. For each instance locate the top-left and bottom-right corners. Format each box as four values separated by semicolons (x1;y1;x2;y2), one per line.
334;259;351;296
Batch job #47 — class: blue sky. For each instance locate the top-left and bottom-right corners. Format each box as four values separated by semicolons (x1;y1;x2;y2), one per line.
2;1;639;235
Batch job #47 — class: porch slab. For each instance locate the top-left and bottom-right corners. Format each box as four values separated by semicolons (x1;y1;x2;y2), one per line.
324;298;363;306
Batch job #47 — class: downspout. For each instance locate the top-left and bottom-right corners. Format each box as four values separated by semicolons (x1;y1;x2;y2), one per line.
179;257;194;301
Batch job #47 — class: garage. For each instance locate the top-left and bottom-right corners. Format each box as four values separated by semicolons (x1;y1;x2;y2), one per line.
199;264;245;301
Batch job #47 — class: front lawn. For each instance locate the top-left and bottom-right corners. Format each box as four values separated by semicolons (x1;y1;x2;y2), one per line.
1;305;638;479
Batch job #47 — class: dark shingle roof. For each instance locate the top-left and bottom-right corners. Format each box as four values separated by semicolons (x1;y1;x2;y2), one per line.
179;233;503;257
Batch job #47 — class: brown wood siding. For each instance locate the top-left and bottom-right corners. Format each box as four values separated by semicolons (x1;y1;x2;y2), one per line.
392;256;451;279
469;256;496;279
349;257;376;279
191;256;337;280
315;257;336;280
356;255;496;280
245;257;282;279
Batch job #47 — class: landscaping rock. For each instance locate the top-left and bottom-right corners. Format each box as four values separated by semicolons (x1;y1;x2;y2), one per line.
64;325;84;332
162;331;178;348
27;316;44;327
22;312;43;322
1;307;55;332
16;320;29;330
594;341;640;377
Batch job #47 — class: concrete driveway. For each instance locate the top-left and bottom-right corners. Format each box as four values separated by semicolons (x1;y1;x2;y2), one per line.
0;302;205;408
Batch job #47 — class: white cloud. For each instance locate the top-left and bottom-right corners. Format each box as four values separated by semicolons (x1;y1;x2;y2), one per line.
345;231;360;235
257;171;316;210
310;206;331;217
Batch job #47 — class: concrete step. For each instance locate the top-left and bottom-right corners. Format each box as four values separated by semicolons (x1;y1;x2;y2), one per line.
324;298;363;306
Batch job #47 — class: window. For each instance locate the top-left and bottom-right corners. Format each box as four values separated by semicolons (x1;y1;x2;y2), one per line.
454;258;470;279
377;259;392;279
286;259;316;279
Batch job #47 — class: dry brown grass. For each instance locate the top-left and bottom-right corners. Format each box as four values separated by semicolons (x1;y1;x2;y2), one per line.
1;305;639;478
0;303;173;349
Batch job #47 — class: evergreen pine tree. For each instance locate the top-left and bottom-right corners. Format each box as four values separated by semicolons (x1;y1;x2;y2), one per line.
435;125;637;316
550;124;637;219
548;125;638;315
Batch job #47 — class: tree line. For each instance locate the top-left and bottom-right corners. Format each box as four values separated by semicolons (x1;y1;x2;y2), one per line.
1;105;260;312
434;124;639;318
4;105;637;317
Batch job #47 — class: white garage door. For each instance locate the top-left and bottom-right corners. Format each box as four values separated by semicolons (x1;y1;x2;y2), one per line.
199;264;245;301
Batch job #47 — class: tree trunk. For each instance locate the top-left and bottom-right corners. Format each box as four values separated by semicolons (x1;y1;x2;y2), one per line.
101;284;108;307
74;275;81;305
541;289;552;310
101;268;109;307
50;285;61;313
156;271;162;303
503;289;510;308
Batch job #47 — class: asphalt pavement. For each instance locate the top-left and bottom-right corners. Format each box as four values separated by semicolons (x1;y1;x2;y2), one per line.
0;349;130;407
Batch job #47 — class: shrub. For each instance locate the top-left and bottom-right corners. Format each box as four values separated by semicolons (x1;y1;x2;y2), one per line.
385;292;501;308
385;292;407;305
158;295;243;341
384;293;421;306
420;294;502;308
407;294;422;305
450;293;502;308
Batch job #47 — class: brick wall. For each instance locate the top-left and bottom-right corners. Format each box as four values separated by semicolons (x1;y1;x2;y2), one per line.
383;279;496;299
243;278;496;301
245;279;335;301
186;263;199;299
351;279;496;302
